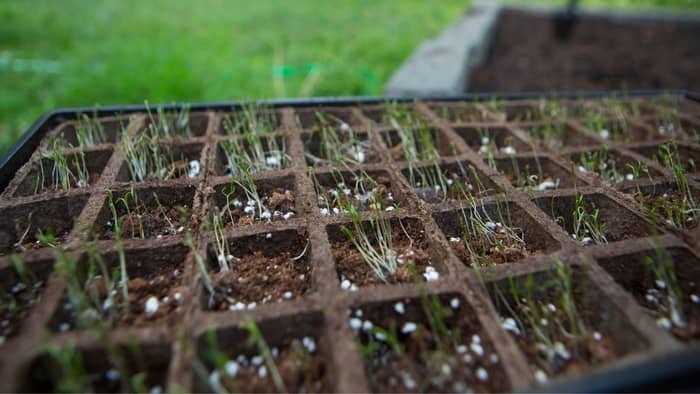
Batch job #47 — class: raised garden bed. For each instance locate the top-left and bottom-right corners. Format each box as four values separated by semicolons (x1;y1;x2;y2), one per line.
0;92;699;392
468;9;700;92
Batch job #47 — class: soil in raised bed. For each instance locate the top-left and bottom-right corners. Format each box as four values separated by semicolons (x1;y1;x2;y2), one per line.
349;293;510;393
597;247;700;342
468;10;700;92
329;218;438;289
204;230;311;311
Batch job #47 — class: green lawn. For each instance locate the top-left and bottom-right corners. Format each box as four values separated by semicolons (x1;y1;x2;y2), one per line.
1;0;698;156
0;0;468;155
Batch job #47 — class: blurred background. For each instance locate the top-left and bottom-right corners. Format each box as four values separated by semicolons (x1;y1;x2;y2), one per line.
1;0;699;156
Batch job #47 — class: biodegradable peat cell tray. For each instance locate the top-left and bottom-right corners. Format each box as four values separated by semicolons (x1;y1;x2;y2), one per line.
1;92;700;393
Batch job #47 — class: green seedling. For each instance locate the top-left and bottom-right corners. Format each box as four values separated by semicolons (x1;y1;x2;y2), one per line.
491;259;589;378
457;196;525;267
36;137;90;193
637;143;699;229
227;103;278;135
145;101;191;138
245;319;287;393
643;242;686;329
340;202;401;283
566;194;607;246
311;168;386;215
220;120;287;175
121;130;183;182
305;111;369;166
576;146;634;183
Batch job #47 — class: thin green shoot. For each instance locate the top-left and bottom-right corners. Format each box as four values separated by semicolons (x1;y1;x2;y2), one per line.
570;194;607;246
226;103;278;135
245;319;288;393
340;201;401;283
145;101;191;138
121;130;180;182
644;242;686;329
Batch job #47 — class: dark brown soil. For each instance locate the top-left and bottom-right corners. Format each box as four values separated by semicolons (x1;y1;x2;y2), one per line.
332;222;434;288
303;130;379;167
102;206;188;240
534;193;652;244
490;270;621;381
598;248;700;342
25;344;171;393
51;254;185;331
314;171;394;215
0;281;45;343
635;189;700;229
1;230;71;256
207;250;311;310
449;230;536;266
351;294;510;393
222;188;296;227
469;10;700;92
214;340;327;393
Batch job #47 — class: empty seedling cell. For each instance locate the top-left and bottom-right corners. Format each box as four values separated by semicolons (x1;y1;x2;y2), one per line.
202;228;311;311
491;156;583;191
519;122;598;150
401;160;500;203
49;243;188;331
303;128;378;167
215;135;290;176
327;217;442;290
433;201;560;267
569;147;664;185
94;185;197;240
311;169;400;217
0;257;53;345
454;125;531;156
383;127;456;162
486;262;648;385
116;142;203;182
14;148;112;197
624;181;700;230
0;195;89;256
597;247;700;342
296;107;360;130
427;102;492;123
23;342;171;393
631;143;699;175
194;312;329;392
534;193;653;246
348;292;511;393
210;176;297;227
